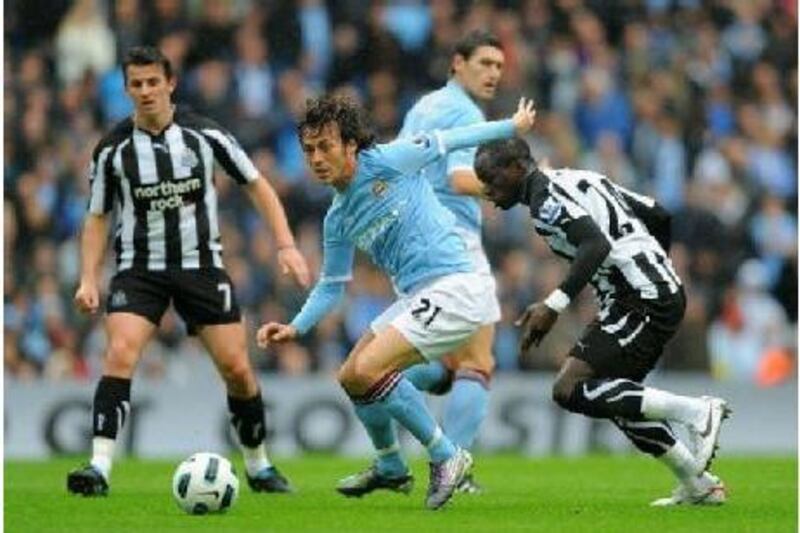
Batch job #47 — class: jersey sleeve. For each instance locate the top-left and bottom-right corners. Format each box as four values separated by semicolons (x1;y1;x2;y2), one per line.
87;142;117;215
289;214;354;335
445;108;484;175
200;124;259;185
558;216;611;299
613;184;673;252
377;119;515;177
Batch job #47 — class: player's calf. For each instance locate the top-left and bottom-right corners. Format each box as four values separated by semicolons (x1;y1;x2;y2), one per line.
555;377;646;420
404;361;453;395
228;391;293;492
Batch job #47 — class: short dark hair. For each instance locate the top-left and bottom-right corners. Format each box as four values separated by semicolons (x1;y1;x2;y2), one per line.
475;138;533;181
122;46;173;84
297;95;376;151
453;29;503;61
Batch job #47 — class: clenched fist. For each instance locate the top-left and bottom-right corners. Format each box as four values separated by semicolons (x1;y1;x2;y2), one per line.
74;280;101;314
256;322;298;348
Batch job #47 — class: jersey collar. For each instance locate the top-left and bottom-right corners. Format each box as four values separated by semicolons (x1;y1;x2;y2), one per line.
521;168;549;204
446;79;477;105
133;105;177;137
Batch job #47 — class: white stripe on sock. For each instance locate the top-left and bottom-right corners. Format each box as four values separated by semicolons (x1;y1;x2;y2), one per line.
425;427;444;450
242;443;271;477
91;436;115;480
377;444;400;456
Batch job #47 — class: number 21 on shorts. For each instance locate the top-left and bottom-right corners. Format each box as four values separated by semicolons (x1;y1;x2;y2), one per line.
411;297;442;327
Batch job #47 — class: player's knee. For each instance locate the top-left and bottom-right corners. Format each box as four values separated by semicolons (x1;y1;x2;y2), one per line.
105;336;140;375
336;362;354;389
351;358;382;391
551;376;577;410
337;360;366;393
459;355;495;377
218;357;252;389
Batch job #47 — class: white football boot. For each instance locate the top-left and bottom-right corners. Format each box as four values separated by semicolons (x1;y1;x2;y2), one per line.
650;472;727;507
687;396;732;473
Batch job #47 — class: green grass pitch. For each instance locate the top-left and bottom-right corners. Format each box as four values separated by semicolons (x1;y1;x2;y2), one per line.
5;455;796;532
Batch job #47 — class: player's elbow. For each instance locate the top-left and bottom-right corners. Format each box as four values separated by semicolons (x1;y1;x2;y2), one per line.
552;380;574;410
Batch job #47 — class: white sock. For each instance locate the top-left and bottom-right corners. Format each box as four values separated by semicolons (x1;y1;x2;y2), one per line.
242;443;272;476
90;437;115;480
658;440;700;482
641;388;706;427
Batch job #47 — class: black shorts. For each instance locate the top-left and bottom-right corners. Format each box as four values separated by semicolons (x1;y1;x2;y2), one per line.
106;268;242;335
570;289;686;382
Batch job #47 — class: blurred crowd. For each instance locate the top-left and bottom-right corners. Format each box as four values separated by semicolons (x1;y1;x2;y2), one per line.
4;0;797;386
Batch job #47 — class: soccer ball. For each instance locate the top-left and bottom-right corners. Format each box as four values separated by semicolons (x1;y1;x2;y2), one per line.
172;452;239;515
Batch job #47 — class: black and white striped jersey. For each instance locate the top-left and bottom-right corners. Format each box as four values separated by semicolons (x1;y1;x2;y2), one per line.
87;107;260;272
523;168;682;304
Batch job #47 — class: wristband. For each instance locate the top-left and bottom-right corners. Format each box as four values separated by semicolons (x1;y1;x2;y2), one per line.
544;289;570;313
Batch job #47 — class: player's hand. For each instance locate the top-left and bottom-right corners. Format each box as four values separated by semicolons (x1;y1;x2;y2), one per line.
515;301;558;352
257;322;298;348
511;97;537;136
277;246;311;289
74;279;101;314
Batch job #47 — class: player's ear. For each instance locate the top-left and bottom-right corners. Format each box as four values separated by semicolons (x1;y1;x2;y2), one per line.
345;139;358;158
452;53;466;74
166;74;177;94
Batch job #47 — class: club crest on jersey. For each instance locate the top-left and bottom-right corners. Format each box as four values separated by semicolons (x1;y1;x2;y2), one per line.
181;148;199;169
372;179;389;198
539;197;563;225
110;290;127;308
411;134;430;149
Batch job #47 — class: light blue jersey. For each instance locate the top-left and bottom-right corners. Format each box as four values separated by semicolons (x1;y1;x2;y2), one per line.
400;80;485;234
290;118;516;334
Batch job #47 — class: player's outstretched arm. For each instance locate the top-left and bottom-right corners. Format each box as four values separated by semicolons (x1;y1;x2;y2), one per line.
379;98;537;178
244;176;311;288
74;213;110;314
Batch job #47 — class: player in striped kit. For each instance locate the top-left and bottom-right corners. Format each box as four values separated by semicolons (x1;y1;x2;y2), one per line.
474;138;730;507
67;47;310;496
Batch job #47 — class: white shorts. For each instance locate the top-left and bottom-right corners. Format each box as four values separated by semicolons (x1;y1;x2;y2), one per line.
455;226;492;276
455;227;501;322
370;271;499;361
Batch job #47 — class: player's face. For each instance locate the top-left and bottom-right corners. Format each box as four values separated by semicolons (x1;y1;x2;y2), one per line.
125;63;176;118
453;46;505;101
300;123;357;189
480;164;525;210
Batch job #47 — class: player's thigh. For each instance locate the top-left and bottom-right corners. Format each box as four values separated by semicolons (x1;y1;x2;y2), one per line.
552;355;596;399
344;327;423;391
170;268;241;335
197;321;255;380
571;299;674;381
103;312;159;377
442;323;496;374
106;269;171;327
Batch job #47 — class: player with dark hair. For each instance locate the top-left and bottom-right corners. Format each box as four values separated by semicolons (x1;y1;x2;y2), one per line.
474;137;730;506
66;46;310;496
400;29;505;494
257;95;537;509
